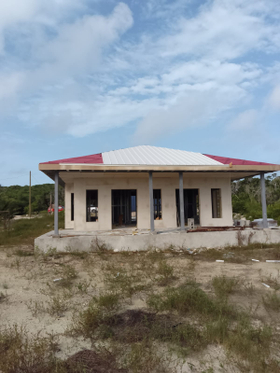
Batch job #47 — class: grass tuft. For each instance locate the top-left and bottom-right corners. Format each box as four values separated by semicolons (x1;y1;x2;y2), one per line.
262;292;280;311
156;260;176;286
147;281;235;318
212;275;240;298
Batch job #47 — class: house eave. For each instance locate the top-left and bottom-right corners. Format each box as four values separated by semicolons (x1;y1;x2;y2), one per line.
39;163;280;173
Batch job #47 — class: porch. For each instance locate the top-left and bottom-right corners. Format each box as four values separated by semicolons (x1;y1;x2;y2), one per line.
34;227;280;253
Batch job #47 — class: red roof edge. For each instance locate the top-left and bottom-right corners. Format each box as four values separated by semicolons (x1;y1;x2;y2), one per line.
204;154;276;166
40;153;103;165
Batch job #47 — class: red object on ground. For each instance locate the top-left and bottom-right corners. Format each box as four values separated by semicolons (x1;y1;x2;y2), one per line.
48;206;64;213
41;153;103;165
204;154;276;166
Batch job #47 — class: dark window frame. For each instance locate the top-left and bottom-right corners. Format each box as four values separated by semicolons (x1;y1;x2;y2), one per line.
86;190;98;222
71;193;74;221
153;189;162;220
211;188;222;218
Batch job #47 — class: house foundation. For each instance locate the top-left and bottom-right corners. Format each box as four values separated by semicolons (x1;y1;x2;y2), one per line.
35;228;280;253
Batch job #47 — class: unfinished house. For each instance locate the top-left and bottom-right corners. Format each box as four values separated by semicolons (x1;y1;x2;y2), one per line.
38;145;280;238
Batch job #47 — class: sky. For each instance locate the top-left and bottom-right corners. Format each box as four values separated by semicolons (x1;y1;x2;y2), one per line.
1;0;280;186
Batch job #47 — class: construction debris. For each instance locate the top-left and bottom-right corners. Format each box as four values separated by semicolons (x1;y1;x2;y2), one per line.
53;278;63;282
266;260;280;263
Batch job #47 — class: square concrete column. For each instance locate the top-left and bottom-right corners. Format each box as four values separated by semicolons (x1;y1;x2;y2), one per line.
179;171;185;230
54;171;59;236
149;171;154;232
260;172;268;228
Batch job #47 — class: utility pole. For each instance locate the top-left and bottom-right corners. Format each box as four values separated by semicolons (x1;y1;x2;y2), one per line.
29;171;31;218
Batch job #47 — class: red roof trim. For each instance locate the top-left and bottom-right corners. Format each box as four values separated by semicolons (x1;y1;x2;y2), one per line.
204;154;276;166
41;153;103;165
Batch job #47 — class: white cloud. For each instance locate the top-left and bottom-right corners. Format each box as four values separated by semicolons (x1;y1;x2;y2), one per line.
268;85;280;110
0;0;280;145
227;109;259;131
0;0;90;54
37;3;133;77
133;85;246;142
160;1;275;60
0;2;133;101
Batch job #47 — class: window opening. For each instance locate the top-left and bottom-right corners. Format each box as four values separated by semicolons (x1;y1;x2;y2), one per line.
71;193;74;221
86;190;98;222
153;189;162;220
112;190;137;227
211;189;222;218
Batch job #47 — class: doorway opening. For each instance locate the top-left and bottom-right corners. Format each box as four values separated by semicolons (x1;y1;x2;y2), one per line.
176;189;200;226
112;190;137;228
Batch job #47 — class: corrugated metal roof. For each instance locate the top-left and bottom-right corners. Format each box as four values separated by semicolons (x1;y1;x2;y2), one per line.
41;153;103;165
102;146;224;166
204;154;276;166
40;145;277;167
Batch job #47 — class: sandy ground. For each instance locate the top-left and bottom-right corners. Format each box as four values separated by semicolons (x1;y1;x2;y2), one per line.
0;245;280;372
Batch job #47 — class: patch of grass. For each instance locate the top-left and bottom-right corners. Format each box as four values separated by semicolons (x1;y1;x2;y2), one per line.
152;320;205;356
0;324;60;373
14;249;34;257
73;293;120;339
243;281;255;295
206;316;229;344
121;339;176;373
53;265;78;289
261;273;280;290
198;243;280;263
147;281;235;318
63;264;78;279
26;300;46;317
76;279;91;294
47;294;68;316
28;293;69;318
68;251;89;260
0;324;128;373
102;309;205;354
156;260;176;286
104;265;147;297
226;315;272;366
0;291;7;302
0;212;64;246
146;249;165;263
212;275;240;298
263;292;280;311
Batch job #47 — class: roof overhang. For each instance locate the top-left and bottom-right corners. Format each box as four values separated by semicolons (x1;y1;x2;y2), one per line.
39;162;280;182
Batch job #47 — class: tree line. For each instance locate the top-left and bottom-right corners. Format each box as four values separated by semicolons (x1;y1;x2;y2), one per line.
232;173;280;223
0;184;64;216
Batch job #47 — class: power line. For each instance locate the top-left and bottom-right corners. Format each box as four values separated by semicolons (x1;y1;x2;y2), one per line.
0;174;27;182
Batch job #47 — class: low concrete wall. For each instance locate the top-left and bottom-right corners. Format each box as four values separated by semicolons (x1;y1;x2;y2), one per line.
34;229;280;253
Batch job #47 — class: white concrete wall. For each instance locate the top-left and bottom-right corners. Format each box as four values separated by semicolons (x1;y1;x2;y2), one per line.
62;173;233;231
35;229;280;253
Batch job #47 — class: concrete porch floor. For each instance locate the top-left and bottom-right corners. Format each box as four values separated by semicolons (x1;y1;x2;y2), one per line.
35;227;280;253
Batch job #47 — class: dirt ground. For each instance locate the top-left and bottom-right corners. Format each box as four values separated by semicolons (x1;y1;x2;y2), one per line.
0;245;280;372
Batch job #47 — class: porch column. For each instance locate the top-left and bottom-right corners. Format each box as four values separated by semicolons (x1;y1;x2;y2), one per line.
54;171;59;236
179;171;185;230
149;171;154;232
260;172;268;228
